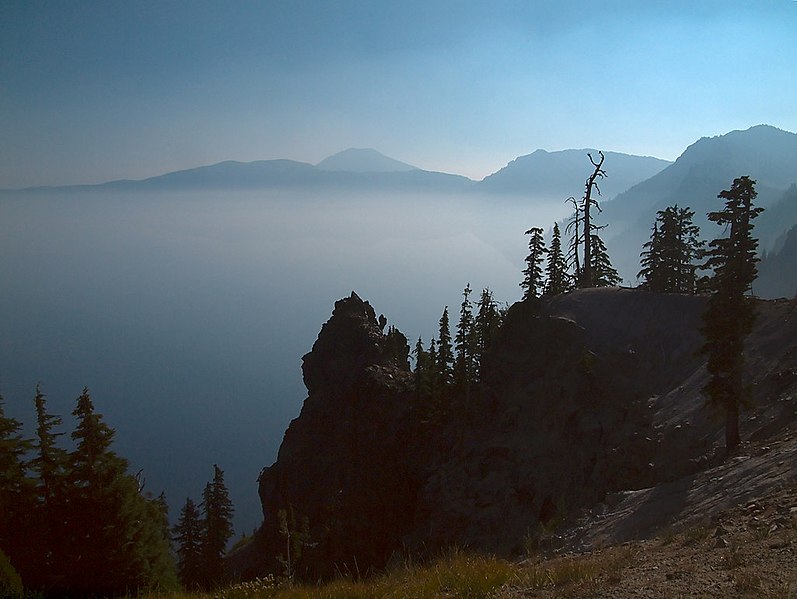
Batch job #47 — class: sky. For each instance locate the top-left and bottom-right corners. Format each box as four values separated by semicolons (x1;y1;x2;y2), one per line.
1;1;796;188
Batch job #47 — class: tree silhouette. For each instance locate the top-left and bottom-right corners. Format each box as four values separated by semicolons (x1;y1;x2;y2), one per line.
67;387;177;595
520;227;546;300
701;176;763;452
173;497;204;589
200;464;234;588
579;152;607;287
30;385;69;589
639;205;704;292
0;395;34;582
590;234;621;287
436;307;454;389
544;222;571;296
454;283;476;393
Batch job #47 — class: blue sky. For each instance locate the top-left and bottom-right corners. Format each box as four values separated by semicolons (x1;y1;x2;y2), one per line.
1;0;796;188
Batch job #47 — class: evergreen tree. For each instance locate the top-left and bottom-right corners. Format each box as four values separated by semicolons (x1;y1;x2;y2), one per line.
426;338;438;399
30;385;70;590
701;176;763;452
453;284;476;392
472;289;503;383
590;235;621;287
0;395;35;580
67;387;177;595
413;337;428;398
520;228;546;300
544;222;571;296
200;464;234;588
173;497;204;589
639;205;704;292
436;307;454;389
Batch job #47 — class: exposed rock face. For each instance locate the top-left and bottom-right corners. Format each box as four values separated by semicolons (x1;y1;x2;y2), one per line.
253;288;797;579
255;292;421;578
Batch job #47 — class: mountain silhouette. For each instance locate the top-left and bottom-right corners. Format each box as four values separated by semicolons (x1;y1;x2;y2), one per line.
599;125;797;284
477;149;671;199
316;148;418;172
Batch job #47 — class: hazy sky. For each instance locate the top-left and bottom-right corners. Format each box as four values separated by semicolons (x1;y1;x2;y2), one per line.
2;1;796;188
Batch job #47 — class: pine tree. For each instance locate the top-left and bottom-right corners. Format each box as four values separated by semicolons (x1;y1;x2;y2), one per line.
590;235;621;287
701;176;763;452
173;497;204;589
520;228;546;300
200;464;234;589
67;387;177;595
30;385;70;589
544;222;571;296
473;289;502;383
453;284;476;392
0;395;35;580
639;205;704;292
436;307;454;389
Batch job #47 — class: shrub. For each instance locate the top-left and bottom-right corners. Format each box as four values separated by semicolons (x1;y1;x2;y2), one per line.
0;549;23;598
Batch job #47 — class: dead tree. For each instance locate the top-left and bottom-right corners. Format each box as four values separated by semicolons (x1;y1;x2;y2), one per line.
579;151;606;288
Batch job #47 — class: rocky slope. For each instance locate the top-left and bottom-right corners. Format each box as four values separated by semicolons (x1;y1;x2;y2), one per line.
246;288;797;580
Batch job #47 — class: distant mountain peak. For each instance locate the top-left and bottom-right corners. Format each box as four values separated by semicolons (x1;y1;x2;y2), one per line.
316;148;418;173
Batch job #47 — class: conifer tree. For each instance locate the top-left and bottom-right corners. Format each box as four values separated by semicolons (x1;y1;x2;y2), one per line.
30;385;70;589
544;222;571;296
472;289;502;383
701;176;763;452
200;464;234;588
67;387;177;595
427;338;438;399
0;395;34;579
590;235;621;287
639;205;704;292
454;284;476;392
436;307;454;389
520;228;546;300
173;497;204;589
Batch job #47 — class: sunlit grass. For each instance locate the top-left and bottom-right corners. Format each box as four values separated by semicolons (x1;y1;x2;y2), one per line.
139;545;635;599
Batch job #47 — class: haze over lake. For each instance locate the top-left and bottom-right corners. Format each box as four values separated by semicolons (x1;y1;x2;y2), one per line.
0;188;569;532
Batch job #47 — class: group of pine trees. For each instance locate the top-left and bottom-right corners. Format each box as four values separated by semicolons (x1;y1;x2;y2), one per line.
0;386;237;596
519;151;622;300
413;285;503;416
519;158;763;453
172;465;235;590
0;386;177;596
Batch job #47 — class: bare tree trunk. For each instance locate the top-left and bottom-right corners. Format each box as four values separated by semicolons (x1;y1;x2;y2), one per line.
580;151;605;288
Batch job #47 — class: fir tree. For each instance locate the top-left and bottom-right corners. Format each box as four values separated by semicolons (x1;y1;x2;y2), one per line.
701;176;763;452
520;227;546;300
30;385;69;589
639;205;704;292
200;464;234;588
544;222;571;296
472;289;502;383
0;395;35;580
590;235;621;287
67;387;177;595
453;284;476;392
436;307;454;389
173;497;204;589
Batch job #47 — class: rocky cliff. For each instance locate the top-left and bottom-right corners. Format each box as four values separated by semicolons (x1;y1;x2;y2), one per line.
249;288;797;579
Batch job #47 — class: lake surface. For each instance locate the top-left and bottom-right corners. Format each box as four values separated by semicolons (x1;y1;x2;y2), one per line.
0;187;568;534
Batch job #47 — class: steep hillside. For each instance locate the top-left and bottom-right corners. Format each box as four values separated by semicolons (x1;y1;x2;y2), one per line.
599;125;797;283
758;222;797;299
246;288;797;581
477;149;670;200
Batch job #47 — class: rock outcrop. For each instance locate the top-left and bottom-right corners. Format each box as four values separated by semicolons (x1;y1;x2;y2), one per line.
251;288;797;579
255;292;424;578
